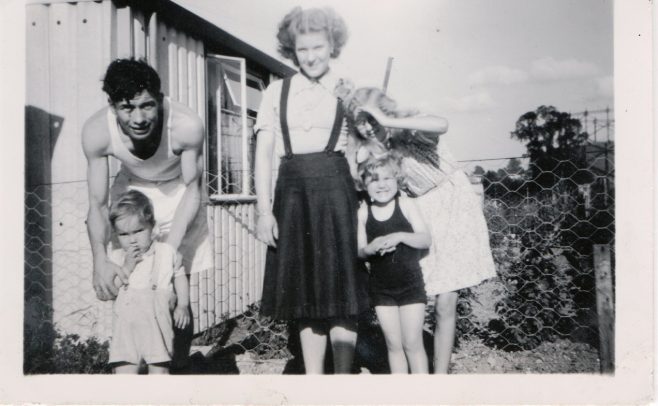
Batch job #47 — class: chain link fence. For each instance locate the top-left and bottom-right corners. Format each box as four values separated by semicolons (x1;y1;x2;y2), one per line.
24;148;614;374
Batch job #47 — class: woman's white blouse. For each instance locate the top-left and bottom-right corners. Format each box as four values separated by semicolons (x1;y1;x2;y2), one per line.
254;71;348;157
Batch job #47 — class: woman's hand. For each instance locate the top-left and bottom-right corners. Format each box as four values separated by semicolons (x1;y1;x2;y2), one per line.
173;305;190;330
257;213;278;248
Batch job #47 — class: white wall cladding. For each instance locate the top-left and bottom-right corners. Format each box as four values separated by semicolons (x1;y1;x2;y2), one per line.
26;0;155;339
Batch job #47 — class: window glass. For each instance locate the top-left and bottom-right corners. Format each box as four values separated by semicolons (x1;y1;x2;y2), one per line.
206;56;265;197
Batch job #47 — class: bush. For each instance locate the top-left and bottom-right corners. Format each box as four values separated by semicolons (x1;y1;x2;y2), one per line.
477;190;585;351
24;317;111;374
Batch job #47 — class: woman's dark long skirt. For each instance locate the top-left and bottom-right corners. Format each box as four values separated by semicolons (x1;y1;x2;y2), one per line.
260;152;368;320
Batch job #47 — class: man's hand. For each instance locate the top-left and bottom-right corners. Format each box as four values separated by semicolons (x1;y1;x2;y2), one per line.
257;213;278;248
173;305;190;330
93;259;122;300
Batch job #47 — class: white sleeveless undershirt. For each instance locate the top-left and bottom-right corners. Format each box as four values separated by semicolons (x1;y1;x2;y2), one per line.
107;97;181;182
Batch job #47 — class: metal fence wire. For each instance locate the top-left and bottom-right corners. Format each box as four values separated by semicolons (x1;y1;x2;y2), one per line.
24;150;614;374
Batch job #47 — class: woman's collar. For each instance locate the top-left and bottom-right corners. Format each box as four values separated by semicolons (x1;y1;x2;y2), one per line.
295;69;338;93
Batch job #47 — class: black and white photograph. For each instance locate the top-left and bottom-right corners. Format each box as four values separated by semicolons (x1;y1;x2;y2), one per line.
1;0;654;403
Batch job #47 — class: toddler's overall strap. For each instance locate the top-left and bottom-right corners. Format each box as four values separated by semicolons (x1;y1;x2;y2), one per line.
279;76;293;159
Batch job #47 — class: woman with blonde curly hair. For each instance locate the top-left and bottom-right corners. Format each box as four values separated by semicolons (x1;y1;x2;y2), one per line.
254;6;367;374
347;87;497;373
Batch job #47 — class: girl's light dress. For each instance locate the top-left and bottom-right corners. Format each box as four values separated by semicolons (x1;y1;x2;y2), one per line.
402;140;496;295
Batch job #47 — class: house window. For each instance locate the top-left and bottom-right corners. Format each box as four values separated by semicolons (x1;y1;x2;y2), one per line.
206;55;266;200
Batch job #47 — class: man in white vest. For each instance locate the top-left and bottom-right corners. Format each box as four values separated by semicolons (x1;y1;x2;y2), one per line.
82;58;210;303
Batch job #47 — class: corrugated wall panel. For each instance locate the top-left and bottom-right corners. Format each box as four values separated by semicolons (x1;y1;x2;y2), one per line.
48;2;80;184
155;18;170;99
165;26;179;100
195;39;206;125
153;19;206;112
25;0;159;341
115;5;132;59
176;32;189;106
211;203;266;321
25;4;52;187
220;207;230;316
212;208;222;324
132;11;146;59
25;3;54;342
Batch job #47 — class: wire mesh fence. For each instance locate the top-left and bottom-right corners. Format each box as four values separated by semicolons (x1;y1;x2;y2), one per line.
24;149;614;374
455;152;614;354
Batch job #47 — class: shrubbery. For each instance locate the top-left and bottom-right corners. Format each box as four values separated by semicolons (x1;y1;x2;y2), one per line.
458;171;608;351
24;315;111;374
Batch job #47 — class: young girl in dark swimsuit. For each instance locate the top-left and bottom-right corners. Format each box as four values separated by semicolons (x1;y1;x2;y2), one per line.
357;153;431;374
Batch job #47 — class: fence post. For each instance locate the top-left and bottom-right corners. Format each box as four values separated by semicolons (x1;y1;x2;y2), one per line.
593;244;614;374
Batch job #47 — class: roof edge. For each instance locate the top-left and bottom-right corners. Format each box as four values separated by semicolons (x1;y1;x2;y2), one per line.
128;0;296;78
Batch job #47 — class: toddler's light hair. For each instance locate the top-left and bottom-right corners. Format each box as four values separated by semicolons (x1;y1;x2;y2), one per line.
109;190;155;230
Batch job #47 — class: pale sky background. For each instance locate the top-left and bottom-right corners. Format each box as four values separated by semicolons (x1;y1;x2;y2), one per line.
174;0;614;171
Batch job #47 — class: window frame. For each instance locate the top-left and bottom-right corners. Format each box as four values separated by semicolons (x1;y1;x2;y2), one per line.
206;54;266;203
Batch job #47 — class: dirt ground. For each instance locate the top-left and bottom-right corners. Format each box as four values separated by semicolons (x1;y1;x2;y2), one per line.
185;316;601;375
450;337;600;374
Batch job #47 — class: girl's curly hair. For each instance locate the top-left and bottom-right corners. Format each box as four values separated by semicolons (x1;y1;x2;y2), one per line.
276;6;348;66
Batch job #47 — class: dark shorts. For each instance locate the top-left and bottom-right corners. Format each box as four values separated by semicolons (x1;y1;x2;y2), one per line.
370;282;427;307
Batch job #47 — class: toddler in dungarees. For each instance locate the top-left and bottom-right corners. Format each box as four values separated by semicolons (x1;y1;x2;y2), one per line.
357;154;431;374
107;190;190;374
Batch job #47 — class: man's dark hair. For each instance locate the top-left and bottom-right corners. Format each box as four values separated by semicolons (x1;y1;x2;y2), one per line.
102;58;162;103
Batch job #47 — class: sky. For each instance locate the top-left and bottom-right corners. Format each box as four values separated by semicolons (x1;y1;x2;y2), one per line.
173;1;611;170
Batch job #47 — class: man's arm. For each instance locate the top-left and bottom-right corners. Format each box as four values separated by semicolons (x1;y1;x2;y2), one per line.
166;111;205;251
173;273;191;329
82;115;125;300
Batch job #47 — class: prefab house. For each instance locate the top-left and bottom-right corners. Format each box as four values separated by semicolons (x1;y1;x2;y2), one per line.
25;0;294;340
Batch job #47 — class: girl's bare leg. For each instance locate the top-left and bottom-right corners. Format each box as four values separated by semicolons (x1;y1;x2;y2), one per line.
329;319;358;374
113;363;139;374
374;306;408;374
399;303;429;373
147;362;170;374
433;291;458;374
299;319;328;374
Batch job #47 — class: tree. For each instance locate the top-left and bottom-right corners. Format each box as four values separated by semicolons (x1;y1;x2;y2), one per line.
504;158;524;176
472;165;485;176
511;105;590;187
